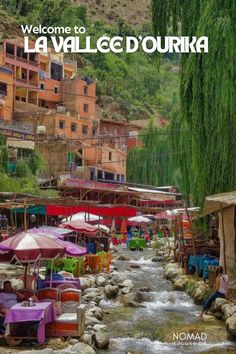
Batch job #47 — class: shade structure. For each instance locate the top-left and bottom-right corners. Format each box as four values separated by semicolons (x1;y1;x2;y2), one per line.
156;212;174;220
95;224;110;233
60;220;98;233
62;212;101;223
38;226;73;239
33;229;87;257
0;231;65;263
128;216;152;224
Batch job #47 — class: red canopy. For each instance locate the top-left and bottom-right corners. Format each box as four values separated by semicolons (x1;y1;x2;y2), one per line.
60;220;98;233
46;205;136;217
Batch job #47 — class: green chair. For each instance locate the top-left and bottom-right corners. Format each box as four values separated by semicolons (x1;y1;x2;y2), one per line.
63;258;77;275
137;238;146;250
127;239;138;250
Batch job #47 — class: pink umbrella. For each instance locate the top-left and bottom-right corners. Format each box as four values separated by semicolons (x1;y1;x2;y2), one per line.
0;231;65;262
33;229;87;257
60;220;98;234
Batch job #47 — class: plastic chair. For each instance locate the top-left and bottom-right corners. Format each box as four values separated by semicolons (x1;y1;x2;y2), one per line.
137;238;147;250
98;253;112;273
74;256;86;276
127;239;138;250
63;258;77;275
37;287;58;302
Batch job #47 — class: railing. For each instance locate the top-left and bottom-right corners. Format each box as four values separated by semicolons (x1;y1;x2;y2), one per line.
0;119;34;133
5;53;38;67
6;53;15;59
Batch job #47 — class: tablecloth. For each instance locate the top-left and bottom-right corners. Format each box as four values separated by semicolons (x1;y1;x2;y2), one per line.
188;255;218;276
5;301;55;342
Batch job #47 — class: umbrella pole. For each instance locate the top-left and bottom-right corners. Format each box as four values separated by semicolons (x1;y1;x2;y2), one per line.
50;259;53;288
24;265;27;288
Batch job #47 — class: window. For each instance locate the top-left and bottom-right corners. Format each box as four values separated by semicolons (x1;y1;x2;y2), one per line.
0;82;7;96
109;152;112;161
82;125;88;134
40;83;45;90
59;120;65;129
83;103;89;112
71;123;77;132
54;86;59;94
84;86;88;95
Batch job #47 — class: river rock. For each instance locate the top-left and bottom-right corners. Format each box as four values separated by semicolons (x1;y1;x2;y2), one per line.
47;338;68;350
211;297;229;312
120;279;134;288
121;286;132;294
85;315;102;326
213;311;223;320
68;339;78;345
117;255;130;261
80;277;96;290
129;264;141;269
104;284;119;298
96;275;107;287
202;314;218;323
86;306;103;320
79;333;93;346
222;304;236;320
110;272;127;285
151;256;162;262
94;330;110;349
164;264;183;280
71;342;96;354
226;313;236;336
83;287;101;295
139;287;151;292
173;275;189;291
93;324;107;331
82;292;102;304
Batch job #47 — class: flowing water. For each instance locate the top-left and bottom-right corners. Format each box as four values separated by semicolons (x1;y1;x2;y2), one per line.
98;247;236;354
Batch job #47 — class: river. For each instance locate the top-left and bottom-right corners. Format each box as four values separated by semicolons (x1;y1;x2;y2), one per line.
98;246;236;354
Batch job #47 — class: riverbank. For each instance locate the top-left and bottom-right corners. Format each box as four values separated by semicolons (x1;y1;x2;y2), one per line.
159;240;236;338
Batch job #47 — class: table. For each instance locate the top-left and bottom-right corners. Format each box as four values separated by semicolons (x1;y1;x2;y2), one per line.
188;255;218;277
4;301;55;343
43;278;81;289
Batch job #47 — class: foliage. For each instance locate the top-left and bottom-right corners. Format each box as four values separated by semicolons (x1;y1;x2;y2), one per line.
127;119;174;186
0;134;8;174
2;1;179;121
152;0;236;206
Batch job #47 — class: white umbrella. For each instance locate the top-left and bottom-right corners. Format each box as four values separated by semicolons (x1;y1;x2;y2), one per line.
95;224;110;233
62;212;101;223
128;216;152;224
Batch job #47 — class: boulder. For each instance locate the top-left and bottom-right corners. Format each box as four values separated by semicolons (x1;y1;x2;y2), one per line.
120;279;134;289
173;275;189;291
110;272;127;285
94;330;110;349
80;277;96;290
138;287;151;292
93;324;107;332
82;292;102;304
226;313;236;336
85;315;102;326
151;256;162;262
68;339;78;345
83;288;101;295
222;304;236;320
128;264;141;269
121;287;132;294
96;276;107;287
202;314;218;323
86;306;103;320
71;342;96;354
104;285;119;299
211;297;230;312
79;333;93;346
164;264;183;280
116;255;130;261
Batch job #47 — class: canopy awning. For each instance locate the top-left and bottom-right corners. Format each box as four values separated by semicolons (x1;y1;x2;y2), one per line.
7;139;35;150
202;190;236;216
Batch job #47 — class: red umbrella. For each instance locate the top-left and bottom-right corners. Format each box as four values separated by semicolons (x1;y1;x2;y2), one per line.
60;220;98;233
0;230;65;263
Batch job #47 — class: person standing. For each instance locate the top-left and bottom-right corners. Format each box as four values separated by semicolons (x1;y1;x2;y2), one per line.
199;266;229;317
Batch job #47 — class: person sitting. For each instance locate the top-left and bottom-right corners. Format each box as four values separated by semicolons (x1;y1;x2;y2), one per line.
0;281;25;346
199;266;229;317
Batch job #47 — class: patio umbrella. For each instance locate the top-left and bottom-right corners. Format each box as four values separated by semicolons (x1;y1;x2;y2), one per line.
128;216;151;224
95;224;110;233
62;212;101;223
60;220;98;233
0;230;65;263
32;229;87;257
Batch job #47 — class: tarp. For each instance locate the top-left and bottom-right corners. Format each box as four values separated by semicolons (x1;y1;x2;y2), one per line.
12;205;46;215
46;205;136;217
202;190;236;216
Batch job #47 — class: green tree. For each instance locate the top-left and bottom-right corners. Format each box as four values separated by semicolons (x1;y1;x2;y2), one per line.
152;0;236;206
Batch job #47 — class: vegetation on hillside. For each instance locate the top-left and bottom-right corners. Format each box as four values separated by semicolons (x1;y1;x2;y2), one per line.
1;0;179;120
152;0;236;205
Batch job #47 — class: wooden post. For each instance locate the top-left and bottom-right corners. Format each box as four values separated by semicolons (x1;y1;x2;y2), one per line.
220;203;227;273
24;199;27;231
185;207;198;277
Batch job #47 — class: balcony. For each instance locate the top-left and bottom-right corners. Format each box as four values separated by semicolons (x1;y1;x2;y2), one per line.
0;118;34;134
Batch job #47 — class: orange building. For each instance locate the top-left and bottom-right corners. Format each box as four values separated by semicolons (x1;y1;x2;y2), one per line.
0;66;14;121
